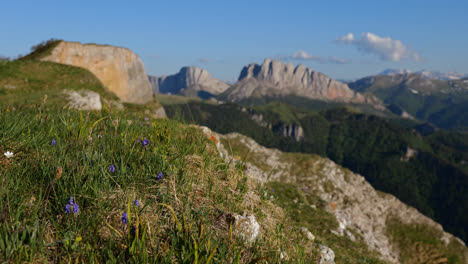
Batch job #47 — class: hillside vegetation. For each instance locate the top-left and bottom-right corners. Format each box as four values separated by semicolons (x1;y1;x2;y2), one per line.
1;42;466;263
0;52;393;263
348;74;468;130
164;101;468;243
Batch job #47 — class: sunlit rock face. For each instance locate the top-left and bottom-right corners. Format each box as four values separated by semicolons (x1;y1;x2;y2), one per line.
42;41;153;104
223;58;382;108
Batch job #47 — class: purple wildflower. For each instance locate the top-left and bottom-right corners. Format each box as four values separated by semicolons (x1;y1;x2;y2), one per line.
52;139;56;146
144;117;149;121
157;172;163;180
73;203;79;214
121;212;128;224
66;196;79;214
133;200;140;207
142;138;150;148
109;164;115;173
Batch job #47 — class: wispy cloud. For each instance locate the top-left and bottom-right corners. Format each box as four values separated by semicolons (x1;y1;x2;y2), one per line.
279;50;350;64
198;57;210;63
336;32;421;62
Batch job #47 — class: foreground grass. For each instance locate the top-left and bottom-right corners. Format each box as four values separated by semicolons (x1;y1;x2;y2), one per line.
0;59;117;108
0;104;322;263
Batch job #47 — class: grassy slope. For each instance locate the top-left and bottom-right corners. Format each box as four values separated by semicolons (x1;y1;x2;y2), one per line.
0;57;391;262
0;59;118;108
163;100;468;243
222;135;467;264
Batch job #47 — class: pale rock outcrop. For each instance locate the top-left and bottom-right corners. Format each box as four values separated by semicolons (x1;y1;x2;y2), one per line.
64;90;102;110
301;227;315;242
247;112;304;141
278;123;304;141
223;59;382;108
195;126;467;263
234;214;260;243
42;41;153;104
319;245;335;264
149;66;229;97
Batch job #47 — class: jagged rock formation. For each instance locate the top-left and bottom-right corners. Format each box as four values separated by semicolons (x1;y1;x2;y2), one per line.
197;127;467;263
149;66;229;98
222;59;382;107
41;41;153;104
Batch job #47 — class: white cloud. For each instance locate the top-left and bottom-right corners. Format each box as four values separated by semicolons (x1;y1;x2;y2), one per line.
336;32;421;62
198;57;210;63
282;50;349;64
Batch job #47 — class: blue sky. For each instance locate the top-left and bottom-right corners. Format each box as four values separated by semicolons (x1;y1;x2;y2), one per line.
1;0;467;81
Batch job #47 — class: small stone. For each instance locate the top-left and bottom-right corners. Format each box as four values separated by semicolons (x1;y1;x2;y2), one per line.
319;245;335;264
301;227;315;241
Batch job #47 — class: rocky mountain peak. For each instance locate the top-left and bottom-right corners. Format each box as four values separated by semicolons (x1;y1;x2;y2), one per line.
149;66;229;97
224;59;382;107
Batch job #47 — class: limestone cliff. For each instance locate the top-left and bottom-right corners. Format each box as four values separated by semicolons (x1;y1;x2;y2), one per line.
198;127;467;263
41;41;153;104
222;59;382;107
149;66;229;98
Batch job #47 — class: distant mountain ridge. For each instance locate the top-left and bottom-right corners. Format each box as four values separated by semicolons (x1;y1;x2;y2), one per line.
148;66;229;98
220;59;383;108
377;68;467;81
349;73;468;129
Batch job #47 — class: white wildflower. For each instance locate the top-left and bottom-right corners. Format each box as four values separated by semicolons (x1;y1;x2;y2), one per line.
4;151;14;158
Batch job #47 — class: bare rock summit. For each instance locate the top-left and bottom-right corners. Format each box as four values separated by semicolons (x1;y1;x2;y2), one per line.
149;66;229;98
41;41;153;104
223;59;381;107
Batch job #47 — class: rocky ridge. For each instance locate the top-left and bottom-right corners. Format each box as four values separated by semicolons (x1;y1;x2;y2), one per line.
222;59;383;108
149;66;229;97
378;68;468;81
198;127;467;263
41;41;153;104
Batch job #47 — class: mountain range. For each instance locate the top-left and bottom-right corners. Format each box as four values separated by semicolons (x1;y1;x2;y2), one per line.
2;39;468;262
348;73;468;130
378;68;468;81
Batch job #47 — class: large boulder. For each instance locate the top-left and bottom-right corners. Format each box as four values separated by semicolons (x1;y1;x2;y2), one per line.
41;41;153;104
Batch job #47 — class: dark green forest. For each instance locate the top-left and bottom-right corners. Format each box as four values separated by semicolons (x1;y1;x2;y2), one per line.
164;101;468;243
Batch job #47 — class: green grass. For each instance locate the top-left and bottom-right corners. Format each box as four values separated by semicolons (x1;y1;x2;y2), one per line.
19;39;62;61
1;52;466;263
387;218;467;264
1;102;347;262
0;60;118;109
0;106;257;262
265;182;386;263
